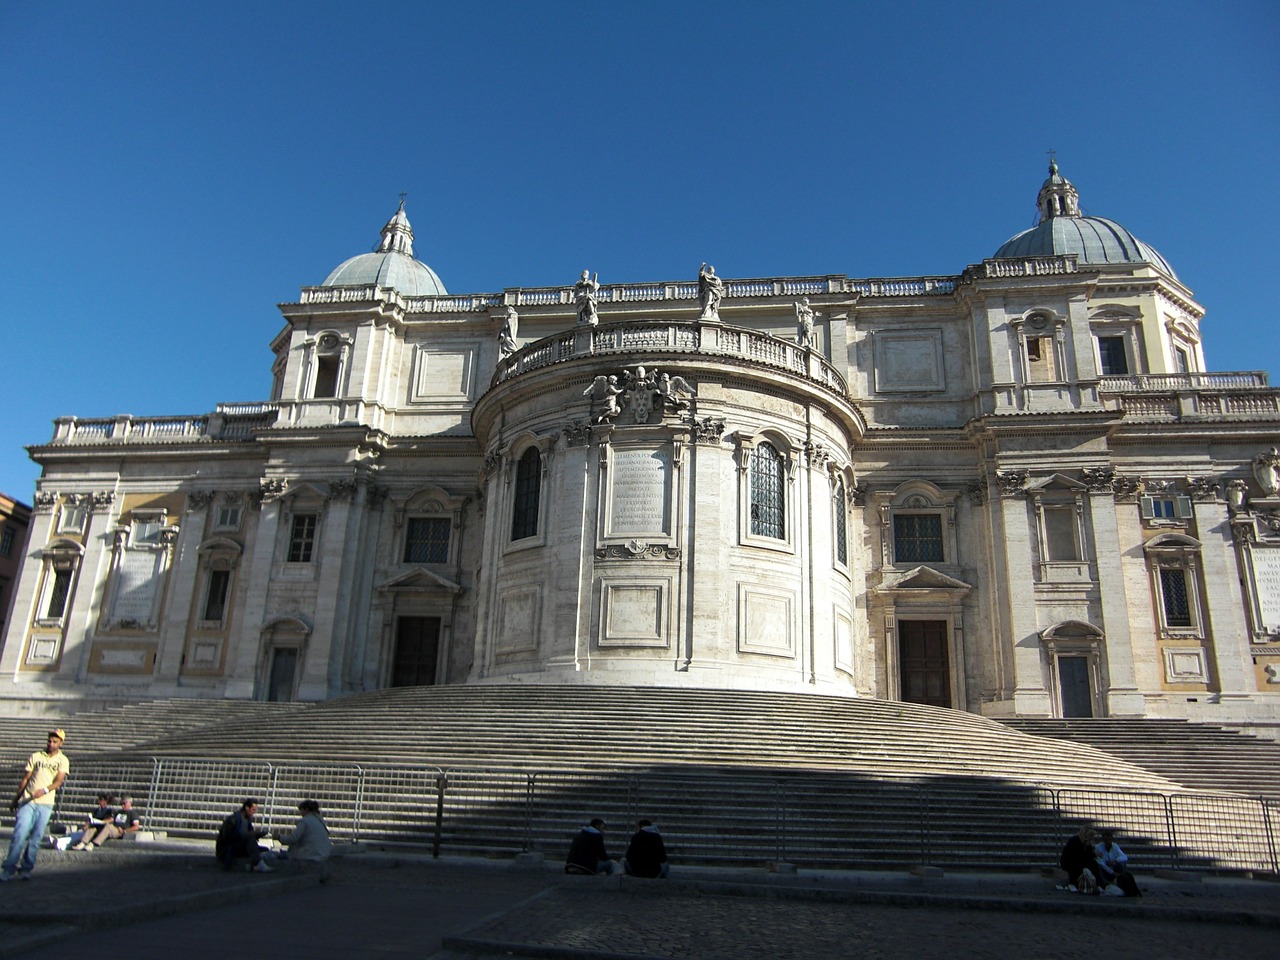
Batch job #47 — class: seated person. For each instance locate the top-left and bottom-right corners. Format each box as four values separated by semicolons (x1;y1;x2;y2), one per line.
216;798;272;872
565;818;616;875
1095;830;1140;897
76;795;142;849
275;799;332;862
1059;824;1106;893
65;793;115;851
623;819;669;878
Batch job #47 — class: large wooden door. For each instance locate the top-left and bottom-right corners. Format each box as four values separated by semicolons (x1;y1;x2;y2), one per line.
898;620;951;708
266;648;298;702
1057;655;1094;718
392;616;441;687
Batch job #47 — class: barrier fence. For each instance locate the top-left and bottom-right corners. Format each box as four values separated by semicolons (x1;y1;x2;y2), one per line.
25;757;1280;875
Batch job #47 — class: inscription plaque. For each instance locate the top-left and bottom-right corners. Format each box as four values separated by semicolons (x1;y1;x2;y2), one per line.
1251;546;1280;636
112;550;163;624
609;448;671;537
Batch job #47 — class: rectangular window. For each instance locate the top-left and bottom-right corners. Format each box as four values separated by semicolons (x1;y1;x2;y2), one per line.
46;569;72;619
287;514;317;563
1026;336;1058;382
833;483;848;567
1151;498;1176;519
893;514;943;563
58;502;88;534
313;356;340;398
1160;568;1192;627
403;518;451;563
1043;506;1080;562
1097;335;1129;375
214;505;242;531
131;517;164;546
1174;347;1191;374
0;527;13;556
203;569;231;622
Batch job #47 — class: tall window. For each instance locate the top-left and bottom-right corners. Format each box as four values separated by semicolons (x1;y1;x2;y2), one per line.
46;568;72;619
1159;567;1192;627
749;443;786;540
893;514;943;563
1097;335;1128;375
203;569;231;622
511;448;541;541
404;517;451;563
0;527;13;556
1026;336;1058;381
833;478;848;566
313;356;340;398
1043;506;1080;562
287;514;318;563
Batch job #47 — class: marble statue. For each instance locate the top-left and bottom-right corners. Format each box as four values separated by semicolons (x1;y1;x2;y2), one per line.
575;270;600;326
698;263;724;321
583;375;622;423
497;305;519;359
794;297;815;348
655;372;696;412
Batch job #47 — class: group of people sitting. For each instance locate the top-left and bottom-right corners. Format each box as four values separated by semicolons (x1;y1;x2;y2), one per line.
215;797;332;873
1059;825;1141;897
52;792;142;851
565;818;669;878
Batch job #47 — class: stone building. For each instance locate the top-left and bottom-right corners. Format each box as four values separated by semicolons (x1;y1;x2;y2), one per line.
0;493;31;645
2;164;1279;723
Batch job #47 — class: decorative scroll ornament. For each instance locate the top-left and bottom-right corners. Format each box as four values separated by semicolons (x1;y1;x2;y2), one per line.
482;451;503;477
994;470;1028;497
329;479;358;501
689;416;725;445
1186;476;1220;503
966;480;988;506
595;540;681;561
92;491;115;509
562;420;592;448
33;491;58;512
803;441;829;467
1111;475;1141;502
1226;478;1249;514
850;481;869;507
1080;467;1115;492
257;478;287;503
1253;447;1280;496
187;490;214;509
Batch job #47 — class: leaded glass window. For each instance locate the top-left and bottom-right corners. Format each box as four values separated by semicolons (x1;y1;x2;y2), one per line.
893;514;943;563
403;517;451;563
511;448;541;541
749;443;786;540
203;569;230;622
1160;567;1192;627
834;478;848;566
46;569;72;619
287;514;317;563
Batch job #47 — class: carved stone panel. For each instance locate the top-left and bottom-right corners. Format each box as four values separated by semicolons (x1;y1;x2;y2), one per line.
606;447;672;539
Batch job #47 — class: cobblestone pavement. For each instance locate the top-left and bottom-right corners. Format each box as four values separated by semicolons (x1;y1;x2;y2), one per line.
0;846;1276;960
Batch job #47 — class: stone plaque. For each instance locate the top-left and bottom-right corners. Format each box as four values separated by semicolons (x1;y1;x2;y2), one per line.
1250;546;1280;636
112;549;163;624
608;448;671;537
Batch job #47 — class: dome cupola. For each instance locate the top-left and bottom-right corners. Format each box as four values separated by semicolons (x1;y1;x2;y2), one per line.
322;198;448;296
994;162;1176;278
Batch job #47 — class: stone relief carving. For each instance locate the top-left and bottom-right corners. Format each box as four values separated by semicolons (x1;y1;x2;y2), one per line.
697;263;724;321
1144;478;1175;495
497;305;519;359
794;298;816;349
1186;476;1220;502
92;491;115;509
688;416;725;445
257;478;287;504
1226;478;1249;514
803;441;829;467
329;479;358;501
575;270;599;326
186;490;214;510
482;452;503;477
583;375;623;423
1111;475;1141;501
1080;466;1114;492
1265;663;1279;684
562;420;592;447
966;480;988;506
850;482;868;507
595;540;681;561
1254;447;1280;496
33;492;57;512
654;372;696;413
994;470;1028;497
366;485;390;510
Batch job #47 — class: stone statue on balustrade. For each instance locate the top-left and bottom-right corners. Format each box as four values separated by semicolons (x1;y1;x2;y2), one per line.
583;375;622;423
794;297;816;349
497;306;519;359
698;263;724;321
1254;447;1280;497
575;270;600;326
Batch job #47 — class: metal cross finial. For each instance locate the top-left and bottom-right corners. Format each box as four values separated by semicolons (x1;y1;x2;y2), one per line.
398;191;407;210
1046;147;1057;166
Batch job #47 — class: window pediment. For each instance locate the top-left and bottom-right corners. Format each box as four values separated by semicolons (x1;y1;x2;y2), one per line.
877;565;972;594
378;568;462;595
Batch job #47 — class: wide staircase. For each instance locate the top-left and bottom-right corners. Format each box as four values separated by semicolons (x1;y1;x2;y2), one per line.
1000;718;1280;800
1;687;1275;875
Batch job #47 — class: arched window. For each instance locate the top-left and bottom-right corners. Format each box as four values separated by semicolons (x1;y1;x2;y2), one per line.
511;447;542;541
749;442;786;540
833;477;848;566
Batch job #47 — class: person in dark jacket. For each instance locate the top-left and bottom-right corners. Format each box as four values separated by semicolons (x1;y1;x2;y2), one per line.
623;819;669;878
1059;825;1104;893
216;798;272;872
565;818;616;875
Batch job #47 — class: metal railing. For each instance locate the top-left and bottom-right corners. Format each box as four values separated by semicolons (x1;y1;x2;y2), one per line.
34;758;1279;875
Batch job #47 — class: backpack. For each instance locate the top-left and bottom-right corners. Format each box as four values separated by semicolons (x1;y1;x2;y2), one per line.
214;814;236;862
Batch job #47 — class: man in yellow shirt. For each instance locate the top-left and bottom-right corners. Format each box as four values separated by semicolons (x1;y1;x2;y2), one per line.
1;729;70;881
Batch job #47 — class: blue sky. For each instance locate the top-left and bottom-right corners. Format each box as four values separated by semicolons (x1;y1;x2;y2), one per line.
2;1;1277;500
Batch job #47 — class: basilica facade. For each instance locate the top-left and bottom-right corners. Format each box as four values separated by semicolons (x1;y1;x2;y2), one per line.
3;164;1280;724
